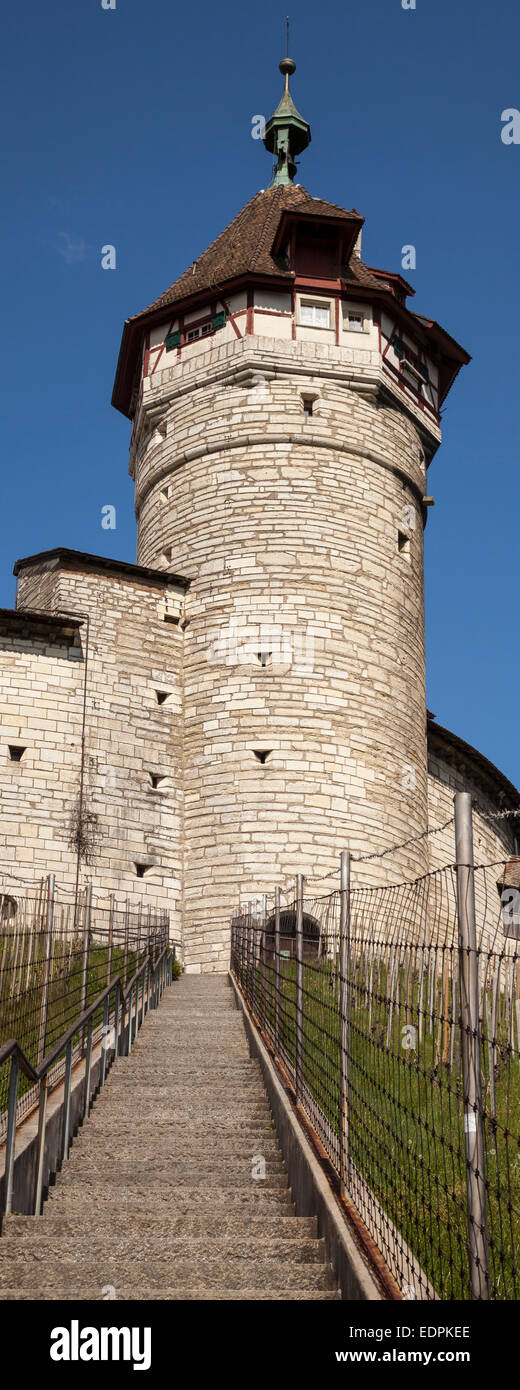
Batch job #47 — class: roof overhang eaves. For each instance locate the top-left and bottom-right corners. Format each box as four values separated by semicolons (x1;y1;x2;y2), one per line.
351;283;470;367
13;548;191;592
0;608;84;630
112;269;296;416
365;266;416;299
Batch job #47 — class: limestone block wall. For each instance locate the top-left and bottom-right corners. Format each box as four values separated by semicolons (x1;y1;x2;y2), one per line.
1;561;185;934
133;334;433;970
427;743;516;948
0;614;84;888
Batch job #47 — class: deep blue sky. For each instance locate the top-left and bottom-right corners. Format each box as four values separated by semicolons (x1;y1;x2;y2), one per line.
1;0;519;788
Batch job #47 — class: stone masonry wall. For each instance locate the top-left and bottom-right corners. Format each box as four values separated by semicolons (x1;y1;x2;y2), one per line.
133;335;432;970
1;564;184;936
427;750;516;949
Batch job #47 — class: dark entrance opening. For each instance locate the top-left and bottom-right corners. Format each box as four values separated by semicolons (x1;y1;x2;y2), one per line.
261;908;321;962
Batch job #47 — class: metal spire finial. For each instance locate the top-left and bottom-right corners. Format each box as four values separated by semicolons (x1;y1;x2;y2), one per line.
263;42;311;186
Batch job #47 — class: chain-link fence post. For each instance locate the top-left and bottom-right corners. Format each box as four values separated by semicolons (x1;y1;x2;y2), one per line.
274;886;281;1056
339;849;351;1199
37;874;55;1065
123;897;129;987
80;883;92;1017
295;873;304;1104
107;892;114;986
454;791;489;1300
259;895;266;1024
248;901;255;1014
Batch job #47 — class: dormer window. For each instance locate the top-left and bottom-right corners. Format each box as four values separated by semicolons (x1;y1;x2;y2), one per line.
300;299;330;329
293;221;338;278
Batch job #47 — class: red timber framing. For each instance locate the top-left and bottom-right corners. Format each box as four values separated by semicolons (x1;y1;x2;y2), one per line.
246;287;254;335
373;303;382;356
143;301;243;383
380;316;440;423
120;274;468;423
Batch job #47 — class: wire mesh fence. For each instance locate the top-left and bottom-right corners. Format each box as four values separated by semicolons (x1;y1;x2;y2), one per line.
0;879;170;1131
230;811;520;1301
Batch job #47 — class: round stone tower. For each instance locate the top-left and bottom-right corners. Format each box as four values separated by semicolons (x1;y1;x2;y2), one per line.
112;59;469;969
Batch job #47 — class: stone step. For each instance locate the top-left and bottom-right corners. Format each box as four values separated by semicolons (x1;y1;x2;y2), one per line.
0;975;339;1303
78;1102;272;1123
72;1128;280;1150
148;1012;237;1021
67;1138;283;1160
0;1258;334;1292
97;1080;266;1096
94;1084;269;1102
0;1288;340;1301
89;1094;271;1112
0;1236;325;1267
108;1070;263;1084
114;1050;253;1061
102;1069;264;1082
119;1050;254;1061
81;1110;273;1127
53;1163;289;1188
132;1028;243;1035
127;1011;240;1021
4;1213;317;1240
80;1107;274;1125
44;1185;295;1213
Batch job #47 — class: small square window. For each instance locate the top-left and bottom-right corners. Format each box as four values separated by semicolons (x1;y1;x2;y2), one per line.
347;313;364;332
300;300;330;329
186;327;200;342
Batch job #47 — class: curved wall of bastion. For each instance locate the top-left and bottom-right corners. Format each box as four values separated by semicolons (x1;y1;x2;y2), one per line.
133;338;431;969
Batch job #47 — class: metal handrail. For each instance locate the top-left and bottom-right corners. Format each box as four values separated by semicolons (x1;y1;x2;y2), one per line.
0;943;175;1219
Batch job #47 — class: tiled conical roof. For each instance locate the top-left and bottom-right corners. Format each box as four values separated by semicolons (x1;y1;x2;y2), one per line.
133;184;363;320
112;183;469;418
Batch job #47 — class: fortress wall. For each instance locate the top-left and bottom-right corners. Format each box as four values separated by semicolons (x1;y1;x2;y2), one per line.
0;616;84;893
2;565;185;935
427;747;516;949
134;337;430;969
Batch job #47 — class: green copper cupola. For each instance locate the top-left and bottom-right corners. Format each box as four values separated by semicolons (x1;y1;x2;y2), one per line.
263;56;311;186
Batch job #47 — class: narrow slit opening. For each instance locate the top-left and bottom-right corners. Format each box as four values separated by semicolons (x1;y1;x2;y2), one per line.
8;745;26;762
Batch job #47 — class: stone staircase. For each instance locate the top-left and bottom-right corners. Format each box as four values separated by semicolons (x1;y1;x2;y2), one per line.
0;975;339;1299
